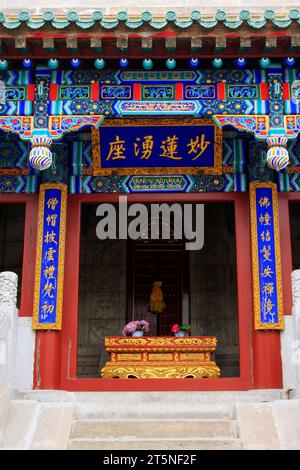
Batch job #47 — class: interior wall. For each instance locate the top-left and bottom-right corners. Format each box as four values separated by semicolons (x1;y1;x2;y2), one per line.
77;204;127;377
189;203;240;377
0;204;25;307
77;202;240;378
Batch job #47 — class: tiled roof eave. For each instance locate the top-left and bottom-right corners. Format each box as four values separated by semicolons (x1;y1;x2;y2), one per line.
0;9;299;32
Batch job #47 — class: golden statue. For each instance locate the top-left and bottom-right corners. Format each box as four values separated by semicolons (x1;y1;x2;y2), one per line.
148;281;166;314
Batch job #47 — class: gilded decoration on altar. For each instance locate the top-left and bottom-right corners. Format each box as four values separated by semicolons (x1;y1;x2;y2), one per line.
32;183;67;330
250;182;284;330
100;336;220;379
92;118;222;176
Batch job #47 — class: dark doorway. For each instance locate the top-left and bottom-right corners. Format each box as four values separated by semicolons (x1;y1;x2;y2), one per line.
0;204;25;306
127;242;189;336
77;201;239;378
289;202;300;269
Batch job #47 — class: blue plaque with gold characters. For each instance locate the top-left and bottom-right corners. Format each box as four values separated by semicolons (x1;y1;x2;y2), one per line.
250;182;284;330
92;118;222;176
32;183;67;330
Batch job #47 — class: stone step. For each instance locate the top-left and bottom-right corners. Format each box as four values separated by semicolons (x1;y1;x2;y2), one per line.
70;419;239;440
0;400;38;449
16;389;283;406
0;392;10;442
75;401;235;420
68;437;242;450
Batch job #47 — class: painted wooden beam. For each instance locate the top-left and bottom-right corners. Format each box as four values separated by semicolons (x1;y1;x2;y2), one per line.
264;36;277;52
66;37;78;52
15;36;27;52
165;37;176;53
90;37;102;53
42;37;55;53
239;36;252;52
290;34;300;51
215;36;226;52
117;37;128;52
141;37;152;52
191;37;202;53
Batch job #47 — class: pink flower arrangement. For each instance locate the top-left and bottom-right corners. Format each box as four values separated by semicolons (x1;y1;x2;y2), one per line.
122;320;150;336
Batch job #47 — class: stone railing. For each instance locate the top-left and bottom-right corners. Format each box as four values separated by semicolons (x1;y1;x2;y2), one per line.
0;271;35;392
0;272;19;441
0;272;18;390
0;271;18;389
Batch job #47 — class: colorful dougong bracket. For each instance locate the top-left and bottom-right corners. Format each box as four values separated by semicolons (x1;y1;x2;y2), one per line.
0;115;105;170
213;114;297;171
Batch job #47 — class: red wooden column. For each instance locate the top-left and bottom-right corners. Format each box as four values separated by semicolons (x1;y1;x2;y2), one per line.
34;331;62;389
252;329;282;388
249;183;283;389
252;194;293;390
32;185;67;390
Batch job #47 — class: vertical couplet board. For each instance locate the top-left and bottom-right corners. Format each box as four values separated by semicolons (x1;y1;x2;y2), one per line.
32;183;67;330
250;182;284;330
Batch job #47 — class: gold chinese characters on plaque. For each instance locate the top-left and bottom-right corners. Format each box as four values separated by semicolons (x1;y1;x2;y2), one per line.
92;118;222;176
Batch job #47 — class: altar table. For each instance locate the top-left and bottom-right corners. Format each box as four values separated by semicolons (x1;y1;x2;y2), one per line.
100;336;220;379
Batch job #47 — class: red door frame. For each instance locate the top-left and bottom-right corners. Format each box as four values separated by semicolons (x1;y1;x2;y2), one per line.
0;194;38;317
58;192;254;391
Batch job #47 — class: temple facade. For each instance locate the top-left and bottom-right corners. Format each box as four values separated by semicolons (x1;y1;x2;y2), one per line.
0;3;300;450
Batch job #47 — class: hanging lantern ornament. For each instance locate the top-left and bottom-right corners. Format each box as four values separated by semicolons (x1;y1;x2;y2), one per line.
189;57;200;69
22;58;33;69
29;136;53;171
119;58;129;68
0;59;8;70
235;57;246;69
142;58;153;70
166;58;176;69
260;57;271;68
70;58;81;69
266;137;289;171
285;57;296;68
94;58;106;70
212;58;223;69
48;58;59;70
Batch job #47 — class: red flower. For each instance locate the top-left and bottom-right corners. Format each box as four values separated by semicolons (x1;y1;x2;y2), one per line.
171;323;181;333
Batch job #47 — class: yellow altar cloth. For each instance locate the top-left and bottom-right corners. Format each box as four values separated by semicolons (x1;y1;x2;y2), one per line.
100;336;220;379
